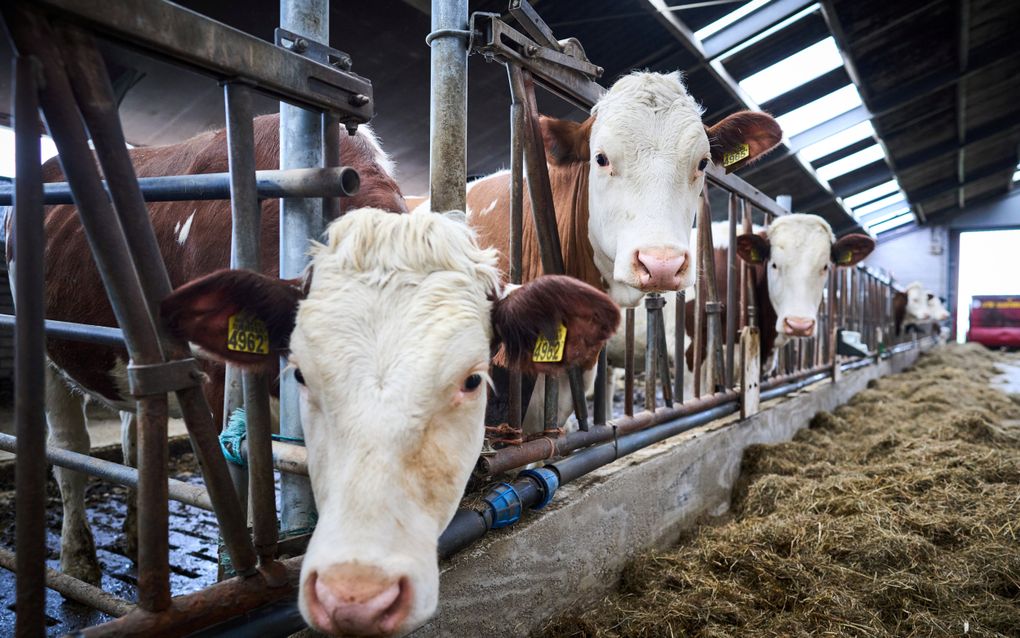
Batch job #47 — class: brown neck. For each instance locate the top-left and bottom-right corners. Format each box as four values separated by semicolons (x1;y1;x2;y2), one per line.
548;161;602;290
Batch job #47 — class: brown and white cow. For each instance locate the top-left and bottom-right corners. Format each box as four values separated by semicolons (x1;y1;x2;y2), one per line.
5;113;407;586
892;281;931;336
162;208;619;635
415;72;782;430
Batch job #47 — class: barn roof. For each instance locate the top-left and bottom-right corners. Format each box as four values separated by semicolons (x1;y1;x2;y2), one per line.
0;0;1016;239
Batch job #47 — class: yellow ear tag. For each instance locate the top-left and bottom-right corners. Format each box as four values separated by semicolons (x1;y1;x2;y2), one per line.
750;248;761;262
722;143;750;167
532;324;567;363
227;313;270;354
838;251;853;265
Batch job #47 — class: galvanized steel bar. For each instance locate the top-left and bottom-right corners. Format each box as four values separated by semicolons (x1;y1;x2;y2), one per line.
429;0;469;211
725;193;739;388
12;52;46;638
624;308;635;416
594;347;608;425
0;314;124;346
654;306;673;407
0;167;360;206
644;295;658;413
321;113;342;222
673;290;686;403
225;81;279;565
278;0;327;534
508;102;524;431
0;548;133;619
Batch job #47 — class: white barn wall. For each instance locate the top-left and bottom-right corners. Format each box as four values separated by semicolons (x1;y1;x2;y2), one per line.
865;224;949;298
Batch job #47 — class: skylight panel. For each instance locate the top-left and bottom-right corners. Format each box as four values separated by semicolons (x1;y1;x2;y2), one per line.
775;85;863;138
716;4;820;60
853;193;905;218
843;179;899;208
0;127;59;178
813;144;885;181
867;211;914;234
861;204;909;226
798;120;875;163
694;0;771;41
738;37;843;103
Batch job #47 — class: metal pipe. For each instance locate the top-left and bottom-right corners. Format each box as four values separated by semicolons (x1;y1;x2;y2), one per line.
0;314;124;346
321;113;342;222
428;0;469;212
594;347;608;425
508;101;525;431
725;193;738;388
278;0;326;535
0;548;134;619
0;432;213;510
239;439;309;476
135;395;171;610
225;81;279;565
12;52;46;638
674;290;686;403
644;294;658;412
624;308;635;417
0;167;360;206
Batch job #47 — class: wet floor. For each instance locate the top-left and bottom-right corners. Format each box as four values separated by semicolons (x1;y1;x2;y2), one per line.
0;452;220;636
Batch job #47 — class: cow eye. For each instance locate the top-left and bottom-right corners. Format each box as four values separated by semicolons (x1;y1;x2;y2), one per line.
594;152;609;168
294;368;305;385
771;263;778;270
463;374;483;392
698;158;709;171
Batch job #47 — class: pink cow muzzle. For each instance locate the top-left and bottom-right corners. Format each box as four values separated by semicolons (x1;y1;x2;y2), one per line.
783;316;816;337
303;564;413;636
634;248;689;291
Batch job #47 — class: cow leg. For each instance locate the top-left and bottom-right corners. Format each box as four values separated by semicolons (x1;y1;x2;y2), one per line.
45;366;102;585
120;410;139;561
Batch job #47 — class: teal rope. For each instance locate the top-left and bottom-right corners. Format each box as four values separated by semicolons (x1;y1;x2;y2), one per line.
219;407;248;467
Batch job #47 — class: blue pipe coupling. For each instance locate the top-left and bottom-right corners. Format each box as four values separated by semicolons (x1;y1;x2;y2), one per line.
486;483;523;529
519;467;559;510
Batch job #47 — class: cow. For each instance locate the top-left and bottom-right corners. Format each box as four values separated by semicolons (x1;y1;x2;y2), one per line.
926;293;950;341
415;71;783;432
610;215;875;396
893;281;931;336
5;113;407;586
161;208;619;635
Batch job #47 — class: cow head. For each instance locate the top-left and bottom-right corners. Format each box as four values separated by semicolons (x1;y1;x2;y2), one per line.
735;214;874;344
161;208;619;637
542;71;782;307
903;282;932;323
927;292;950;321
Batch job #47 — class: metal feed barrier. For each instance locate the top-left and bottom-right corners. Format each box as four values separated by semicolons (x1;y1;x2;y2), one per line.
0;0;371;635
0;0;930;636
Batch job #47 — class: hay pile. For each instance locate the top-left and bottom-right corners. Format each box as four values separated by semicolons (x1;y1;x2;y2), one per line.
542;344;1020;637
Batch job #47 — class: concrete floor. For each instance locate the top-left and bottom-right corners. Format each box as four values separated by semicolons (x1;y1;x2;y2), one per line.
992;359;1020;395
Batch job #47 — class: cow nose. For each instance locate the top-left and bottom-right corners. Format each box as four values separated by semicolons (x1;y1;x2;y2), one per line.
783;317;815;337
634;248;689;291
303;565;412;636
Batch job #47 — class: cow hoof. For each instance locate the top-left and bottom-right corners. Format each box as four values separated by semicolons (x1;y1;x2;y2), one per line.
61;554;102;587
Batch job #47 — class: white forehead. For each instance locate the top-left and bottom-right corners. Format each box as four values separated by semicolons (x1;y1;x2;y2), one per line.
905;281;926;301
291;209;500;391
767;214;835;265
590;72;708;158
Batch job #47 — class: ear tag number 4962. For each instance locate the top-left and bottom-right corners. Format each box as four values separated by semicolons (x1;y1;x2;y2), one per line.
227;313;270;355
533;324;567;363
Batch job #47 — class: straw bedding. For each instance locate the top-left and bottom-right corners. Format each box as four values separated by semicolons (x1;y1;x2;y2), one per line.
541;344;1020;637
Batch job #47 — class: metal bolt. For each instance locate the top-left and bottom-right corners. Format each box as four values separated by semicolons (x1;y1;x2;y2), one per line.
287;37;308;53
526;45;538;56
348;94;370;107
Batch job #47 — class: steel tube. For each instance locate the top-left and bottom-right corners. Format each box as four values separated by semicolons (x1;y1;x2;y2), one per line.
429;0;469;211
644;296;658;412
674;290;685;403
725;193;738;388
278;0;326;534
0;314;124;346
12;52;46;638
321;113;342;222
0;167;360;206
0;548;134;619
240;439;309;476
624;308;635;416
508;101;524;431
594;347;608;425
0;432;213;510
41;18;258;576
135;395;171;610
226;81;279;565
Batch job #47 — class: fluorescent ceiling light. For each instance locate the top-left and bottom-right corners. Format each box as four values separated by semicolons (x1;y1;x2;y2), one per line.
798;120;875;163
0;127;59;178
776;84;863;138
717;4;820;60
853;193;905;218
694;0;770;41
739;37;843;103
814;144;885;181
868;211;914;234
861;205;909;226
843;179;899;208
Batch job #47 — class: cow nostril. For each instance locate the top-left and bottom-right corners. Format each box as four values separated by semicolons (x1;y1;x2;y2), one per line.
303;566;412;636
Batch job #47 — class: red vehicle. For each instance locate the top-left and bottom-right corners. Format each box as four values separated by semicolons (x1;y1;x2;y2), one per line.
967;295;1020;348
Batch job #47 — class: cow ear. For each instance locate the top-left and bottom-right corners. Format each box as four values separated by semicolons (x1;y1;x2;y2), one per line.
830;233;875;266
927;293;935;301
706;111;783;173
160;269;303;369
491;275;620;376
735;233;770;264
540;115;593;165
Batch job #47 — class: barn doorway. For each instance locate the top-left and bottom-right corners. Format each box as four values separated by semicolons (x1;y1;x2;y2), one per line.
955;228;1020;343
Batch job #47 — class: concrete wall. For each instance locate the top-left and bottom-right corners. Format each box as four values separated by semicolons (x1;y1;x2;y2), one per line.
947;188;1020;229
865;225;949;298
412;346;926;638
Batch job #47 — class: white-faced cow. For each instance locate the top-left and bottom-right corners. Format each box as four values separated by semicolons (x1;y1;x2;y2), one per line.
416;71;783;432
893;281;932;336
162;208;618;635
4;113;407;587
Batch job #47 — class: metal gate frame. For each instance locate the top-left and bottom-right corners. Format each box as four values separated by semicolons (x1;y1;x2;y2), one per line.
1;0;371;634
